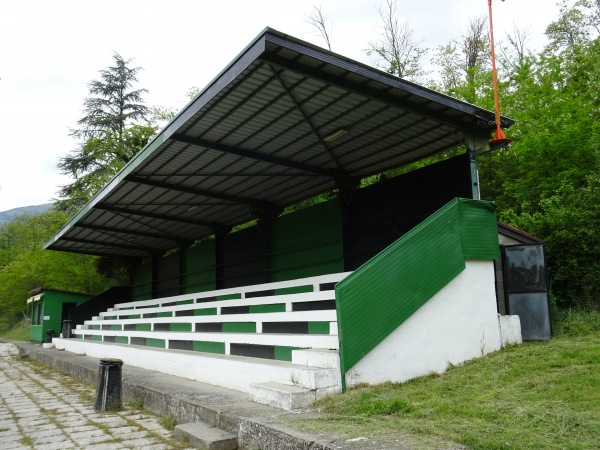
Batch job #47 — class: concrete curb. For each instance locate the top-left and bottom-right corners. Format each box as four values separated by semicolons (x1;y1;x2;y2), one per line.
9;340;386;450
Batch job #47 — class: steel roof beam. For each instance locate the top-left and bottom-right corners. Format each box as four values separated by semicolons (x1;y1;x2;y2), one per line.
268;64;343;170
60;236;160;253
94;204;231;235
259;52;495;134
75;223;178;242
45;244;146;259
169;133;333;178
125;175;257;206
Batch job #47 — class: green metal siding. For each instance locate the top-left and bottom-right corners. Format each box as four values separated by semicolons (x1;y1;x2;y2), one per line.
146;338;165;348
28;290;91;342
274;346;303;361
335;198;498;383
249;304;286;314
308;322;330;334
170;323;192;332
222;322;256;333
193;341;225;354
194;308;217;316
459;199;500;260
131;260;152;301
181;240;216;294
30;326;43;342
269;200;344;282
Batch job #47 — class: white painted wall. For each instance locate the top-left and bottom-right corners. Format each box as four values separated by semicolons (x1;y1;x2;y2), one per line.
345;260;503;387
499;315;522;346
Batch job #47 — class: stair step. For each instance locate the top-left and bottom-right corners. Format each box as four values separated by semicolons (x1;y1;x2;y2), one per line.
292;348;339;369
174;422;237;450
249;381;317;410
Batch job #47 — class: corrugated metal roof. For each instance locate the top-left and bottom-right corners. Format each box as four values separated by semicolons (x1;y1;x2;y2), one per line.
44;28;513;259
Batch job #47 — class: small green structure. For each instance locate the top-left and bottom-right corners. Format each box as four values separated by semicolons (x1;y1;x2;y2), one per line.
27;288;91;343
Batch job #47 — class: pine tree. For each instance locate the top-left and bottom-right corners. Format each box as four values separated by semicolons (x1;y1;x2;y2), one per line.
56;53;154;212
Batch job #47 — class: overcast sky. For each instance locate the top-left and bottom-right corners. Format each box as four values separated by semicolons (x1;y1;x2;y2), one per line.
0;0;561;212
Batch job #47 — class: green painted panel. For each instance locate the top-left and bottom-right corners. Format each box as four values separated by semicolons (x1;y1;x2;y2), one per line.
146;338;165;348
29;289;91;342
92;335;102;341
274;285;313;296
136;323;151;331
274;346;303;361
249;304;286;314
170;323;192;332
176;300;194;305
193;341;225;354
126;314;141;319
157;311;172;317
181;239;216;294
110;325;122;331
217;294;242;300
336;198;498;379
30;326;43;343
269;200;344;282
459;199;500;259
131;260;152;301
89;325;100;330
222;322;256;333
104;316;117;320
194;308;217;316
115;336;128;344
308;322;330;334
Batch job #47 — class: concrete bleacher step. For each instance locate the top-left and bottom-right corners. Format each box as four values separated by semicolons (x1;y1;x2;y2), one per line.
249;381;315;410
174;422;237;450
52;339;342;395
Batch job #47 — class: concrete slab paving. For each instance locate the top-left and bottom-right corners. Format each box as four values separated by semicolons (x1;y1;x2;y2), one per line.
0;342;195;450
3;340;468;450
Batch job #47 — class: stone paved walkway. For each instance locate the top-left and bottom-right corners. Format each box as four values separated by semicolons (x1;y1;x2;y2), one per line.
0;343;193;450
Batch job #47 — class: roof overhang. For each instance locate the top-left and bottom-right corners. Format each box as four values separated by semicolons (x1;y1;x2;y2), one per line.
44;28;514;259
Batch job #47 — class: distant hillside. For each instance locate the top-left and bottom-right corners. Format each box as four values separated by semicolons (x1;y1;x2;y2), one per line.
0;203;52;225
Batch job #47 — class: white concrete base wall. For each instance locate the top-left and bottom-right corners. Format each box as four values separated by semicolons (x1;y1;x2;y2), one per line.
345;260;503;387
499;315;523;346
52;339;338;394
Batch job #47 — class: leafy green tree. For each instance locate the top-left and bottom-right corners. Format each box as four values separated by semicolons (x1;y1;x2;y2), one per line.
0;211;117;321
508;168;600;308
71;52;149;143
56;53;154;212
546;0;599;51
475;0;600;309
431;16;492;105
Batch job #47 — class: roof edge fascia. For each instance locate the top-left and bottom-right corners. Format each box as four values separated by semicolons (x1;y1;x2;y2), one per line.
261;28;514;129
44;29;273;252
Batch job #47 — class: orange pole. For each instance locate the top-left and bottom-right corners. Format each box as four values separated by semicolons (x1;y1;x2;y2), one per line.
487;0;510;145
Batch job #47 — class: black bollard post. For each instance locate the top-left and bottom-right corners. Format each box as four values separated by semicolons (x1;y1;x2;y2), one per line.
45;329;54;343
61;320;73;338
94;358;124;412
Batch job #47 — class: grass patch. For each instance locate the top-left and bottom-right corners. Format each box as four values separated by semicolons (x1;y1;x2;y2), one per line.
0;319;30;341
129;399;144;410
159;415;177;431
289;316;600;449
19;436;33;446
552;308;600;337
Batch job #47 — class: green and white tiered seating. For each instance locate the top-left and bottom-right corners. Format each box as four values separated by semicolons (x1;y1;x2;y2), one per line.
57;273;351;410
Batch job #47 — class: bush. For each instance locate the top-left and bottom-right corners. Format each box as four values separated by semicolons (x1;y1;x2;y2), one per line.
553;309;600;337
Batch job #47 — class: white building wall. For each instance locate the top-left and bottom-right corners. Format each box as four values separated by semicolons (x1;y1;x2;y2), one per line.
345;260;503;387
